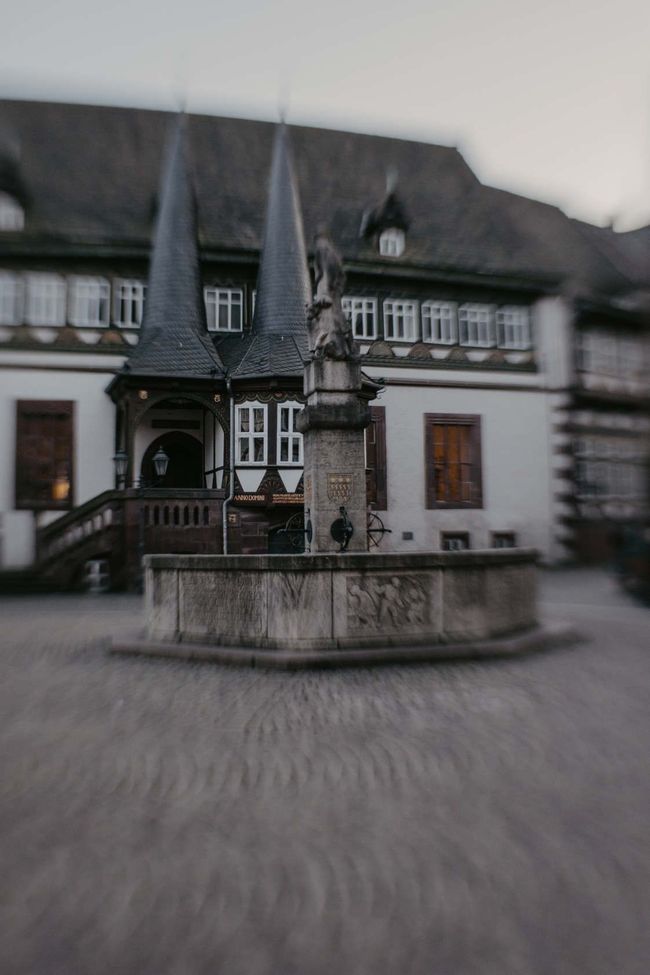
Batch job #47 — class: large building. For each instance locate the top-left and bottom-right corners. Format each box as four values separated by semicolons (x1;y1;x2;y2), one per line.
0;99;648;588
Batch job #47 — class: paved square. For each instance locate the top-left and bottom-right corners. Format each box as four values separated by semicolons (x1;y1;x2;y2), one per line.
2;570;649;975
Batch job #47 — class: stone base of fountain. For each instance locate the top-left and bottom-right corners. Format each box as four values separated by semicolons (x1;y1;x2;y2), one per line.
110;549;578;668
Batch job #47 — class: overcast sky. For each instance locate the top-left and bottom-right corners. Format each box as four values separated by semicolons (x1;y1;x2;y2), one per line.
2;0;650;229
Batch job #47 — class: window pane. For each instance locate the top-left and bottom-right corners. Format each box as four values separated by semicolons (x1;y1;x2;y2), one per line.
239;438;249;462
253;409;264;432
239;411;249;432
253;438;264;462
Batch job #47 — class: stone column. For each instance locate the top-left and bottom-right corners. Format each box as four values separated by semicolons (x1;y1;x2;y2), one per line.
297;358;371;553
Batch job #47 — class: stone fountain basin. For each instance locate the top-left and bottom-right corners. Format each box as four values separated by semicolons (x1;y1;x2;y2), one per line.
140;549;540;652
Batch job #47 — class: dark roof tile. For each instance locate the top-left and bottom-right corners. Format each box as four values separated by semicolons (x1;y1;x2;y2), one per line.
127;114;224;379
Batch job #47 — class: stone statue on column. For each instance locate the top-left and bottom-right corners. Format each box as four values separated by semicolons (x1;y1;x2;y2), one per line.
298;228;377;553
307;229;359;361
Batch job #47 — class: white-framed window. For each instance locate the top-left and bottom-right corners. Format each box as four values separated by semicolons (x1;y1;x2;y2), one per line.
0;192;24;232
68;276;110;327
342;296;378;339
277;401;303;465
0;271;23;325
458;304;495;347
496;306;531;349
236;403;267;464
114;279;146;328
25;273;66;326
383;299;418;341
379;228;405;258
204;288;243;332
422;301;456;344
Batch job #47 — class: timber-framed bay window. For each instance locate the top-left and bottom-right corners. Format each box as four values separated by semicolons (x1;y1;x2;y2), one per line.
342;296;377;339
277;402;303;465
458;304;495;348
15;400;74;510
383;299;418;341
114;279;146;327
422;301;456;344
69;276;110;327
425;414;482;508
236;403;267;464
25;273;66;326
204;287;243;332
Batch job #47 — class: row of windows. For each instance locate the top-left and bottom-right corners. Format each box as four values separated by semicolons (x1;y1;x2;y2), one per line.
576;330;647;377
574;437;646;463
0;271;532;350
440;531;517;551
574;436;647;499
343;298;532;349
0;273;147;328
575;460;646;499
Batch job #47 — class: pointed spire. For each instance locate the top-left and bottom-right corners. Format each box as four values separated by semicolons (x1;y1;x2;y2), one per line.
252;124;311;335
129;114;223;378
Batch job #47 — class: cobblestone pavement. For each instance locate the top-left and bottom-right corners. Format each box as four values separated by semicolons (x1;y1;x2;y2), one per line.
2;570;649;975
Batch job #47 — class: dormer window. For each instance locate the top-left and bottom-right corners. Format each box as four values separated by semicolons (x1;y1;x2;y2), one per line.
379;228;405;258
0;192;24;232
204;287;243;332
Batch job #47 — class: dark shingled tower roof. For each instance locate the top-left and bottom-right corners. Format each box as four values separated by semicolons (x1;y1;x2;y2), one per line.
253;123;312;336
216;124;311;381
127;114;224;379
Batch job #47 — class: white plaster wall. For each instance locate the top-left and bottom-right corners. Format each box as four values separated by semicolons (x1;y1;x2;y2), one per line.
534;296;573;389
370;379;554;560
0;359;119;567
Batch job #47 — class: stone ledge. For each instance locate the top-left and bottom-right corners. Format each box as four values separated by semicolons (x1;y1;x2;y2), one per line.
110;622;580;670
145;549;538;571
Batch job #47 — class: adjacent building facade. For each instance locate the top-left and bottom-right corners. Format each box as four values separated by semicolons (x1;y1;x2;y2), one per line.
0;99;648;587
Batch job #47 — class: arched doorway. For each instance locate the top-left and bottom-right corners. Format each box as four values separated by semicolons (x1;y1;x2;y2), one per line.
141;432;203;488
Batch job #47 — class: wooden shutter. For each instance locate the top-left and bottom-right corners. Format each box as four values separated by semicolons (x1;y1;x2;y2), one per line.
366;406;387;510
15;400;74;510
424;414;482;509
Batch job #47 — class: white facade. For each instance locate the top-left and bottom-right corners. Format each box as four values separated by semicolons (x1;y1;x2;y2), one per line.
366;370;554;558
0;295;573;569
0;350;123;567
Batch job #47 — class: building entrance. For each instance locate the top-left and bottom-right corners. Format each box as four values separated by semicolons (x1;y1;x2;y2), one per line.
141;432;203;488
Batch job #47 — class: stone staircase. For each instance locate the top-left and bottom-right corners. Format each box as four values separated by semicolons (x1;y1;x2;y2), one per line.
33;488;226;591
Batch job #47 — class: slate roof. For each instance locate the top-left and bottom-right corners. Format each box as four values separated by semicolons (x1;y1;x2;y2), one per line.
2;97;648;302
216;331;307;380
126;114;224;379
252;124;312;336
216;123;312;380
